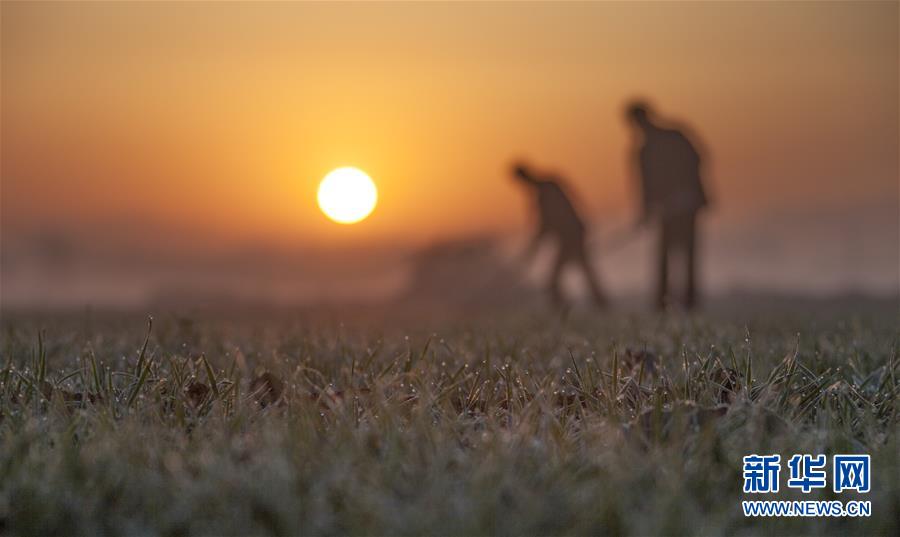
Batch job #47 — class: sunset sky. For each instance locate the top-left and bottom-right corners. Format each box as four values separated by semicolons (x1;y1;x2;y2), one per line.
2;2;897;306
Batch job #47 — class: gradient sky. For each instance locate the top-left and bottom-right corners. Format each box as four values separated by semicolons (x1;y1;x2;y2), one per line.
2;2;898;304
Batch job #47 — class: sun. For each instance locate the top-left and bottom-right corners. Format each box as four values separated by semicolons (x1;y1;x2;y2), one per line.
317;167;378;224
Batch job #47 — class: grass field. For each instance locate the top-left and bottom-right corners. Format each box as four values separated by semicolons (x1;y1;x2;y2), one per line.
1;304;897;536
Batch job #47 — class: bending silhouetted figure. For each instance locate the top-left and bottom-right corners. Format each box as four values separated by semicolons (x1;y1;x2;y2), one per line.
512;162;607;309
625;100;709;310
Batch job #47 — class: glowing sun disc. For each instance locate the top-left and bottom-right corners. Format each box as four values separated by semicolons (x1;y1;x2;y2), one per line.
317;167;378;224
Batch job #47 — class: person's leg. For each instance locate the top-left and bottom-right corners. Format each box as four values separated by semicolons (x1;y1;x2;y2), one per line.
574;238;608;308
656;221;670;311
684;212;698;310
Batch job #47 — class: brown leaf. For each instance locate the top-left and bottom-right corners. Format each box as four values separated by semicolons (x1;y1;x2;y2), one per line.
185;380;211;407
308;388;343;409
250;372;283;407
40;381;54;400
710;367;742;404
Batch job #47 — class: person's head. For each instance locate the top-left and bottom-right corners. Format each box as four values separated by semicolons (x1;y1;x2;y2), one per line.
625;99;654;130
511;161;536;184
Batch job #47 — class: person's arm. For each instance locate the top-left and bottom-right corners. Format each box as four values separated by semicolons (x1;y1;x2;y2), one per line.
519;183;547;263
521;220;547;263
687;129;712;208
630;147;652;228
674;124;711;209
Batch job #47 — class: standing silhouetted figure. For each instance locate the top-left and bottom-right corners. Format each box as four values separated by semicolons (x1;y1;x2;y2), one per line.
626;101;709;310
512;162;607;309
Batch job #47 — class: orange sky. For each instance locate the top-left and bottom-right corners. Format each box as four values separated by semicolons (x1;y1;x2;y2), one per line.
1;2;898;302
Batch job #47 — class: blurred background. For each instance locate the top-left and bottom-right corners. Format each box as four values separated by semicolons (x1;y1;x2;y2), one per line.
1;2;897;312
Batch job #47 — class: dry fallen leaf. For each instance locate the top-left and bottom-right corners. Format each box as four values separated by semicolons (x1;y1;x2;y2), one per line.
710;367;742;404
185;380;211;407
250;372;284;407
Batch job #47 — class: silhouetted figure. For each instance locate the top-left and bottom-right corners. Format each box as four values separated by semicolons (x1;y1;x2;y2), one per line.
625;100;709;310
512;162;607;309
